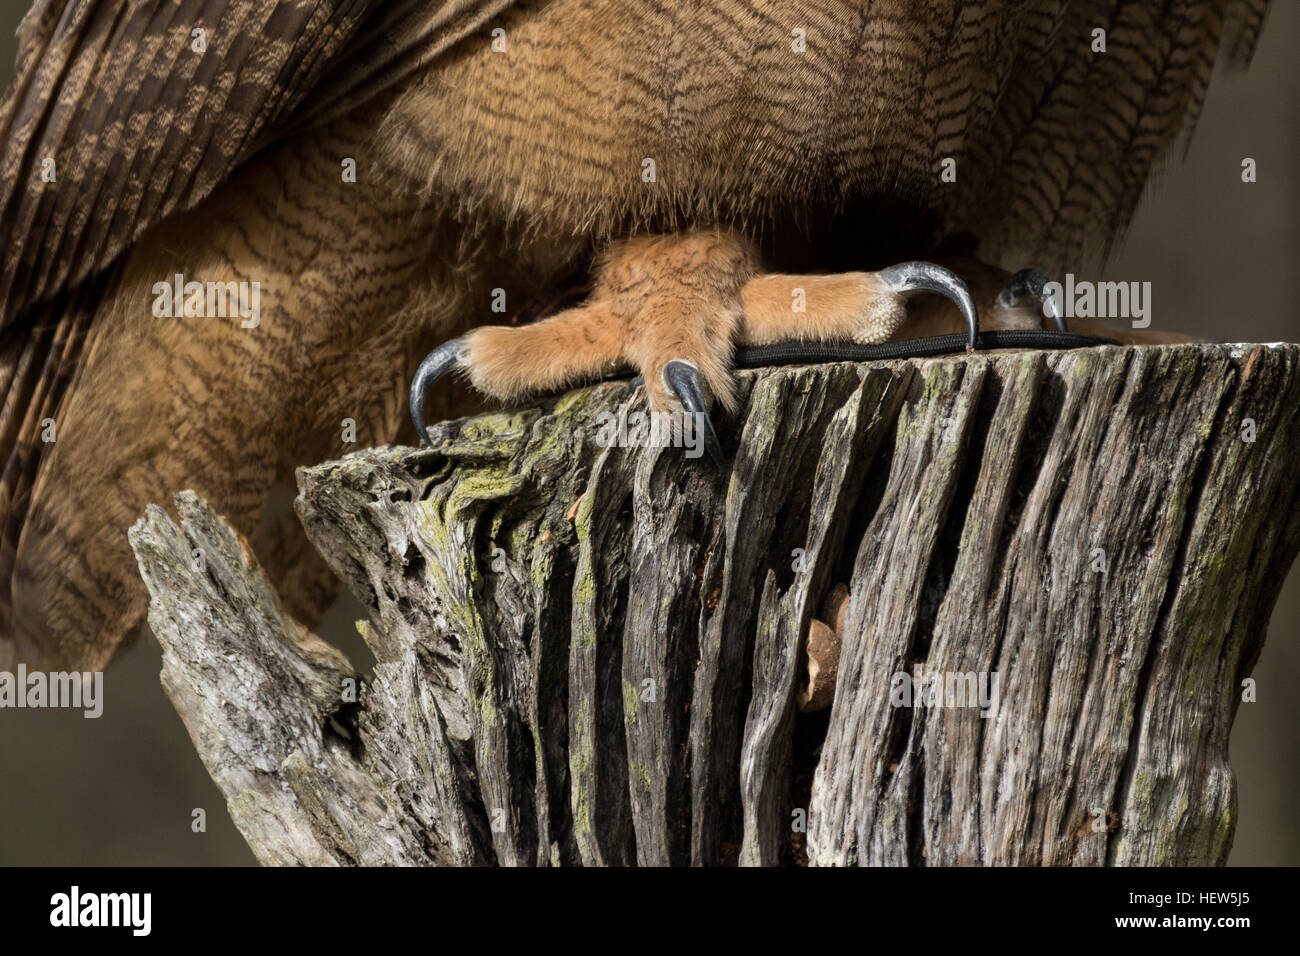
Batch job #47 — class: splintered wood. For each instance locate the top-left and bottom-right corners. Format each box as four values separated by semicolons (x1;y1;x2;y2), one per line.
130;344;1300;866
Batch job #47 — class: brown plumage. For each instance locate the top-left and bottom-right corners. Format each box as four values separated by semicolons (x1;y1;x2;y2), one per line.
0;0;1270;667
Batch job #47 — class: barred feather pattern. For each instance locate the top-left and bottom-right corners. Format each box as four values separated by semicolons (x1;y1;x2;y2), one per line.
381;0;1268;270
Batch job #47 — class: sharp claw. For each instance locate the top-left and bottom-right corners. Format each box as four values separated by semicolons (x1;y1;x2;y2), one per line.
409;337;468;446
661;359;725;469
998;268;1067;333
878;261;980;351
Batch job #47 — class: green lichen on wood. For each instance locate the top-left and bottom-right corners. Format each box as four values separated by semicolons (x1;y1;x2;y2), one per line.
136;344;1300;866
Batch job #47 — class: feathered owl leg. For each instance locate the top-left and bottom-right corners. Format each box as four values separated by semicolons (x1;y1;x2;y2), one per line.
410;230;977;460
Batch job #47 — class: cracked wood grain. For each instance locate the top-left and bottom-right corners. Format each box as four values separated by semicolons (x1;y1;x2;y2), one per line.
129;343;1300;866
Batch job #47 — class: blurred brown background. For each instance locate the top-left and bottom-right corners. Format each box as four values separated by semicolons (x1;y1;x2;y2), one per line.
0;4;1296;866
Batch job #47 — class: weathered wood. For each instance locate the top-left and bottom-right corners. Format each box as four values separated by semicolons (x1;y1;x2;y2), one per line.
129;343;1300;866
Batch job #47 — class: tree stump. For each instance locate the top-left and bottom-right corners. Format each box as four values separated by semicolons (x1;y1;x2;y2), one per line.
128;343;1300;866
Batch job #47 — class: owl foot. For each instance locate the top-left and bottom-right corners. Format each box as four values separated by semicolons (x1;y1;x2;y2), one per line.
409;230;979;463
995;267;1067;332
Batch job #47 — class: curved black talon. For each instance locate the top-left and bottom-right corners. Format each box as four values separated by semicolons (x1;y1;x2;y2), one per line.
662;359;725;469
409;337;469;446
998;268;1067;333
878;261;979;351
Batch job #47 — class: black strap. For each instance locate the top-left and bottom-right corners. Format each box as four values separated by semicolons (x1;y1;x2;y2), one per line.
734;330;1120;369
